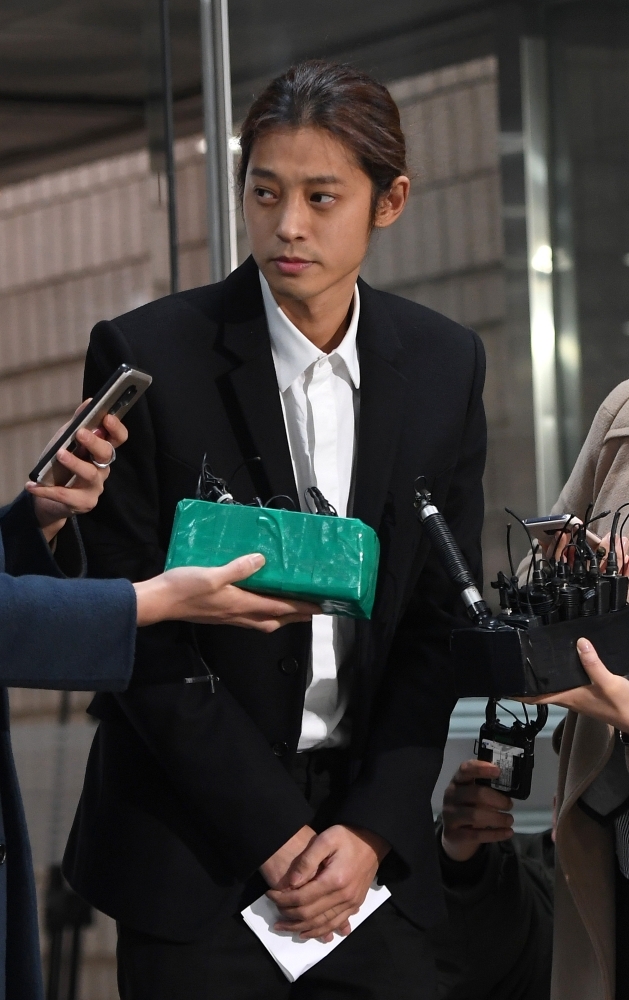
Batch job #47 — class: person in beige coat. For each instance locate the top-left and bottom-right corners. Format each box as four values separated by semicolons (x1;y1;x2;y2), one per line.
525;379;629;1000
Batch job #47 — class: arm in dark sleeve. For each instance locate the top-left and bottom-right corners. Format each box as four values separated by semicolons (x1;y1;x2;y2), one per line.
1;491;85;580
0;571;136;691
431;825;554;1000
80;320;315;876
0;490;136;689
336;332;487;877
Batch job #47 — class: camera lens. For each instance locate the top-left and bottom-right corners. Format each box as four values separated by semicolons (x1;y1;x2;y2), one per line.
109;385;137;415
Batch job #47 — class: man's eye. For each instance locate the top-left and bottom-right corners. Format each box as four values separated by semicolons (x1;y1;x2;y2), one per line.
311;193;335;204
254;188;276;200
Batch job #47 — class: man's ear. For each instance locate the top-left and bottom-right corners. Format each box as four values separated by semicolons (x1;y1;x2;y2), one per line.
373;175;410;229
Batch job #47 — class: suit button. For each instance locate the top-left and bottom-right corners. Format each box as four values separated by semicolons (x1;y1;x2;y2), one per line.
0;844;6;865
279;657;299;675
272;742;289;757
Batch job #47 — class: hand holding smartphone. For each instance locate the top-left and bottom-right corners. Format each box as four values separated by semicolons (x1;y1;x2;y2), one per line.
29;365;152;487
523;514;601;550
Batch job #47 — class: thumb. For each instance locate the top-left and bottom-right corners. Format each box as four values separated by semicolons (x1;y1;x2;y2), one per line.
212;553;265;586
455;758;500;783
286;839;330;888
576;638;610;686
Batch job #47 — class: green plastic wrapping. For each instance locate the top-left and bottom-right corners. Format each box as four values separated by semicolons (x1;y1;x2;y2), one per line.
165;499;380;619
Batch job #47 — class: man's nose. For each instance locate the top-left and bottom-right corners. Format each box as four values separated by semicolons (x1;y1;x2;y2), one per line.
275;194;308;243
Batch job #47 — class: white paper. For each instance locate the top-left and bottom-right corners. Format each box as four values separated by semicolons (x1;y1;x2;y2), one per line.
241;881;391;982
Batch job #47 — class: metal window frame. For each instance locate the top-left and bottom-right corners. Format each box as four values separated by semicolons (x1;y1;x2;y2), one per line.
200;0;238;281
521;36;563;514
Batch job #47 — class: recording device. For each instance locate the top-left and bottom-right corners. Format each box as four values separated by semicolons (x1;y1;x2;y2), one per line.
195;456;342;518
413;479;629;700
29;365;152;486
475;700;548;799
412;478;551;798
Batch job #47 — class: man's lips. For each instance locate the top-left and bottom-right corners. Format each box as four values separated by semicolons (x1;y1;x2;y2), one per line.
272;257;314;275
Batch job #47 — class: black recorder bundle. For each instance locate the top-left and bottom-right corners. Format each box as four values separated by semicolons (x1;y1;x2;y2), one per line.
413;479;629;799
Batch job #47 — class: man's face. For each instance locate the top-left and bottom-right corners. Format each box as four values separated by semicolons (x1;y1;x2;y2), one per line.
243;126;374;303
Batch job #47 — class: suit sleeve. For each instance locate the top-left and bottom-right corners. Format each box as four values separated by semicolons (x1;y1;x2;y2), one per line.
80;321;314;878
0;494;136;691
336;330;487;879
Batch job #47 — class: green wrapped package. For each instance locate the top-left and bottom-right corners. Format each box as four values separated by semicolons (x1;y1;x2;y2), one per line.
165;498;380;619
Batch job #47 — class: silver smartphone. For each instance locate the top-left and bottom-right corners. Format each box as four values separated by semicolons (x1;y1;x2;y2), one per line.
29;364;152;486
523;514;601;549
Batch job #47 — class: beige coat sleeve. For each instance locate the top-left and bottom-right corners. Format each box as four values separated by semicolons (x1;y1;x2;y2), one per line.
516;380;629;584
552;379;629;532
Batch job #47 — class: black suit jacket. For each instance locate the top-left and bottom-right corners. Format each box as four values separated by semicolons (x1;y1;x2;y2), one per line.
63;256;486;941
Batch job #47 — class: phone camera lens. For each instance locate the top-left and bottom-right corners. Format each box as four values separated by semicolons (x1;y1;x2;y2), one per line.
109;385;137;415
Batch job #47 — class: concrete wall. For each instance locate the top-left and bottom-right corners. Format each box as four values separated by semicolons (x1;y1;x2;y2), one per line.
0;139;211;506
0;56;551;999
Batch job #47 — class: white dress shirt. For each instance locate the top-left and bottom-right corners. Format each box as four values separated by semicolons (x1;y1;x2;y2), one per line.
259;271;360;750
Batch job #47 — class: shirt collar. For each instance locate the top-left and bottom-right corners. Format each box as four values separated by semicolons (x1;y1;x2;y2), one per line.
259;270;360;393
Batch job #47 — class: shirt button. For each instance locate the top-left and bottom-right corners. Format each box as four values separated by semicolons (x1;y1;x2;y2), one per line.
0;844;6;865
279;657;299;675
272;742;289;757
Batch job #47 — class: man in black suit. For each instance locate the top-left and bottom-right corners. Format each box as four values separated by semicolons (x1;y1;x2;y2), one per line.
64;61;487;999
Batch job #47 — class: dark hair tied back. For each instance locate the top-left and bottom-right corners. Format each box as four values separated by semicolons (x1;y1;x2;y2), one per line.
237;60;407;215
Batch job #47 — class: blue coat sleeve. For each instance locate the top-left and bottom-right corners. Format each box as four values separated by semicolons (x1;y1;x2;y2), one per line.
0;493;137;691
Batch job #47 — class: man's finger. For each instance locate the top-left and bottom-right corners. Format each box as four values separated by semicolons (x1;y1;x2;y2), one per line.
272;888;349;923
269;877;348;913
275;902;356;936
285;838;332;888
295;908;357;939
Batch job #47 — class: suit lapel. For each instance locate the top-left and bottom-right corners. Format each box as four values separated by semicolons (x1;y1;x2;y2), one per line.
218;259;299;508
213;262;408;525
352;280;408;531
